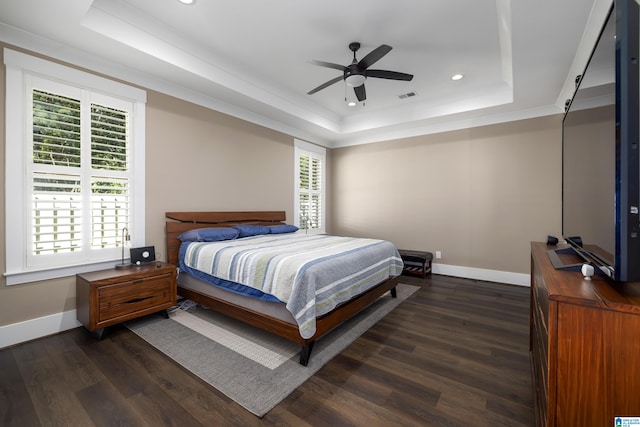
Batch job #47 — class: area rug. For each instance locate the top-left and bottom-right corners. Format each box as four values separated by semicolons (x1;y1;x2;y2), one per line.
125;283;419;417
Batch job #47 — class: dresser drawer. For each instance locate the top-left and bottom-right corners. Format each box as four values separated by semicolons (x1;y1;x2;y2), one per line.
532;270;549;329
98;272;174;323
533;305;549;367
531;355;549;427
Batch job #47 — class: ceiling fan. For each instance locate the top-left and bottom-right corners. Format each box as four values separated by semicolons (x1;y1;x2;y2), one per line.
307;42;413;102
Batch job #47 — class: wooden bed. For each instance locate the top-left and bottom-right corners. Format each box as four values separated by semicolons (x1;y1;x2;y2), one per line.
165;211;400;366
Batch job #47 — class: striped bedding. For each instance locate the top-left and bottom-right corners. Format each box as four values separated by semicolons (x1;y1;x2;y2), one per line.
182;233;403;339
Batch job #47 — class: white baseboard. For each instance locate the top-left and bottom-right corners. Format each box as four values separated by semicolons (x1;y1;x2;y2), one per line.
1;264;530;349
432;263;530;287
0;309;81;349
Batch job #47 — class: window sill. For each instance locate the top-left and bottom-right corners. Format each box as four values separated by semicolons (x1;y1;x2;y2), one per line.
5;259;129;286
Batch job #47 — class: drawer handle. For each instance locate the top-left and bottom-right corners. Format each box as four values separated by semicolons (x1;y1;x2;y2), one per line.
125;296;152;304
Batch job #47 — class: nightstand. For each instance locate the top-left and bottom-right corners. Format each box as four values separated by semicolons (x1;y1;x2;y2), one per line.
76;262;177;339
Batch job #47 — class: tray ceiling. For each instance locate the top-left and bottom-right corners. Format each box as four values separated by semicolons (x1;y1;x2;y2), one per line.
0;0;611;147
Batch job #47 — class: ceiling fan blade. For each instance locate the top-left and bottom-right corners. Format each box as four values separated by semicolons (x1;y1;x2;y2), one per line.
307;75;344;95
309;60;347;72
354;84;366;102
358;44;392;69
367;69;414;81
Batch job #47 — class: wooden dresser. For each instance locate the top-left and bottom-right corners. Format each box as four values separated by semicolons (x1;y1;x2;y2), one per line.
76;262;177;339
530;242;640;426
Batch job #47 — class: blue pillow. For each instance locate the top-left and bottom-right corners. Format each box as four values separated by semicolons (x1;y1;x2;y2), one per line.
233;224;271;238
269;224;299;234
178;227;239;242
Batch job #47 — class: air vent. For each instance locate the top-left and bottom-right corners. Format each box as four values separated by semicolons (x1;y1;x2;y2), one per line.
398;91;418;99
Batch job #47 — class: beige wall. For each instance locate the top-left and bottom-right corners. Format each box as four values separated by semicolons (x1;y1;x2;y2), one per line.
0;43;563;330
144;91;295;262
329;115;563;274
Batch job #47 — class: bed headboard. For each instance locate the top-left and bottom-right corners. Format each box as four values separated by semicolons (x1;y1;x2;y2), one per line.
165;211;287;265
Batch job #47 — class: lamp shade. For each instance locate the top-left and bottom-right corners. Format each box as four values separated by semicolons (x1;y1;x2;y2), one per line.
345;74;366;87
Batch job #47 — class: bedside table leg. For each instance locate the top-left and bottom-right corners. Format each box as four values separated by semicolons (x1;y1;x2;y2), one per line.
93;328;106;341
157;309;169;319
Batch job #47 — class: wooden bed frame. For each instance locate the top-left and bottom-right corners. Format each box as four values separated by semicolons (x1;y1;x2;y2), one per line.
165;211;399;366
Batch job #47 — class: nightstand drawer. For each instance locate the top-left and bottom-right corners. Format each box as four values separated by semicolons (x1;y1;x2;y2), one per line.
98;273;174;322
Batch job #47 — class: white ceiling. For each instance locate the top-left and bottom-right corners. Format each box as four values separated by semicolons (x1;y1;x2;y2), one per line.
0;0;611;147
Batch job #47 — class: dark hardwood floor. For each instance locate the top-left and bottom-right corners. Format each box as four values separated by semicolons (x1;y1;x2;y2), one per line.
1;274;534;426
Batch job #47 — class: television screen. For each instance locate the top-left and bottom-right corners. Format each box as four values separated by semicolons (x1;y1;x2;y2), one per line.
561;0;640;282
562;7;615;265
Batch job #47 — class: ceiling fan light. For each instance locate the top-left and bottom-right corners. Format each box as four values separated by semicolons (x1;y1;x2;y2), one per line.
345;74;366;87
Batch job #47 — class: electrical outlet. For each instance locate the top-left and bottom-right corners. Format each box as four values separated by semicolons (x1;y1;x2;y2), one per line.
436;251;442;259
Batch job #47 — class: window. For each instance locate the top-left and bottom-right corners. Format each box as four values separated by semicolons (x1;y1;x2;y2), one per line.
4;49;146;285
294;139;326;233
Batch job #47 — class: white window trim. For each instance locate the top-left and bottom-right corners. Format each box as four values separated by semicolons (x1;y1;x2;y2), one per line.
294;138;326;234
4;48;147;285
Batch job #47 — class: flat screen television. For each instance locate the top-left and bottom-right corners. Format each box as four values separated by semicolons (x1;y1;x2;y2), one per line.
557;0;640;282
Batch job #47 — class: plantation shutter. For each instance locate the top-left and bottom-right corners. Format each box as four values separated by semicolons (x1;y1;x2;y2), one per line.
32;90;83;255
29;85;131;266
298;151;323;231
90;103;129;249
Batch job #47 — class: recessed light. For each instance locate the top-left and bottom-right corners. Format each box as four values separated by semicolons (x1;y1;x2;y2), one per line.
347;101;357;107
178;0;195;5
451;74;464;81
398;91;418;99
